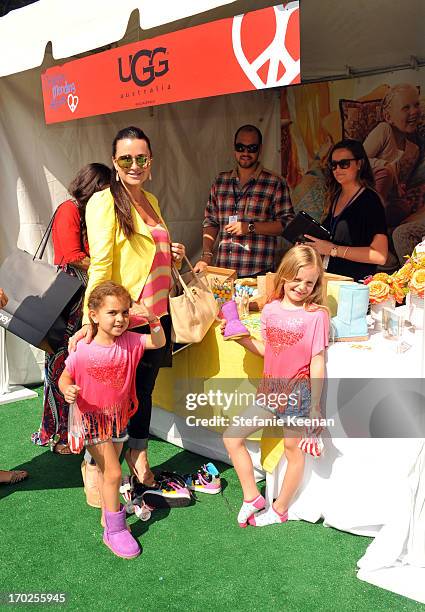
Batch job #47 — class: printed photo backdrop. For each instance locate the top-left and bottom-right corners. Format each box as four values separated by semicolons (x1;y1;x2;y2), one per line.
281;69;425;265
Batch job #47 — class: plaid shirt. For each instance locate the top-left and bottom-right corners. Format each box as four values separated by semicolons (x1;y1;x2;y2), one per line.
203;165;294;277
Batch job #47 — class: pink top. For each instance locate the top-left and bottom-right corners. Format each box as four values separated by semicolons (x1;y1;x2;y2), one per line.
65;331;146;417
139;224;172;318
260;300;329;385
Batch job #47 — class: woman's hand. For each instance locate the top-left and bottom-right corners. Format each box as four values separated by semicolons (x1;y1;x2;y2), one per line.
0;288;8;309
304;235;333;256
130;299;158;323
68;324;92;352
171;242;185;262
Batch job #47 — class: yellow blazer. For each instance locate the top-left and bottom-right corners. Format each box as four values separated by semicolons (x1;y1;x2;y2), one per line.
83;187;169;323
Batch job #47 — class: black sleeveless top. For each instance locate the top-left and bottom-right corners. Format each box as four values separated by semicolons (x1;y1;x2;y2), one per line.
322;188;387;281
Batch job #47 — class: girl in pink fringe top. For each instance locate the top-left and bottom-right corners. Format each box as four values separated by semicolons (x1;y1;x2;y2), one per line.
59;280;165;559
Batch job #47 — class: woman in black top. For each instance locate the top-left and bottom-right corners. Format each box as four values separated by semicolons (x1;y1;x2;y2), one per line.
305;139;388;282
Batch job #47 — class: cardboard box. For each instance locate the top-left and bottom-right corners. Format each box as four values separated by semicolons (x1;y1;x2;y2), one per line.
265;272;276;298
205;266;237;289
323;272;353;294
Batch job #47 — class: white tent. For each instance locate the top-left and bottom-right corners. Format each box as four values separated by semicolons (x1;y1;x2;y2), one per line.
0;0;423;80
0;1;424;602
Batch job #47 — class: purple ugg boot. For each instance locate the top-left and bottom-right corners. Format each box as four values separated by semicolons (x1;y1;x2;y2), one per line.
103;505;140;559
221;300;250;341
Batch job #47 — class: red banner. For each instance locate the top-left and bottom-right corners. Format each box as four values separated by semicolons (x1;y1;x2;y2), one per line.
41;3;300;124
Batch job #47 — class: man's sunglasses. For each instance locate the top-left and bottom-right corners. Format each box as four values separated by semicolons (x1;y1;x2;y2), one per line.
116;154;151;169
234;143;260;153
328;158;357;171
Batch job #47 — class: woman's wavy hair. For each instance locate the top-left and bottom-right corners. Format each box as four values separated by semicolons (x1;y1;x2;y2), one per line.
271;244;327;310
87;280;132;337
68;163;110;247
111;126;152;239
322;139;375;220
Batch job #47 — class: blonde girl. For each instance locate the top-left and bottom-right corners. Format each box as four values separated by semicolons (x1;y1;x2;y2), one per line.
223;245;329;527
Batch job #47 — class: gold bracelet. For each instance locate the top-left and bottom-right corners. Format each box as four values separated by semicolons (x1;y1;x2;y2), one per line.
342;246;350;259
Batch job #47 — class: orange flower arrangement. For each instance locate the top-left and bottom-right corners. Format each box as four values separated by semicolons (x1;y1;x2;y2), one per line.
409;269;425;298
366;279;391;304
364;272;406;304
364;244;425;303
392;262;413;286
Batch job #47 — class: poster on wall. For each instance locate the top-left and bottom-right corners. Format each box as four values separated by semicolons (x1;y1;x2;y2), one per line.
41;2;300;124
281;71;425;267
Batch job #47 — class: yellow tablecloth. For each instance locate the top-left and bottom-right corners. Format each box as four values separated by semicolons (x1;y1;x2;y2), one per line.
152;315;284;472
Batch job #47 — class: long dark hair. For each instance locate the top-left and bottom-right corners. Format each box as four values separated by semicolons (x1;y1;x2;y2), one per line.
111;126;152;239
323;139;375;219
68;162;110;246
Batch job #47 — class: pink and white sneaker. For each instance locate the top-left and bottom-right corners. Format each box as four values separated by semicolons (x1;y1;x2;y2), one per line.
248;506;288;527
237;494;266;528
184;463;222;495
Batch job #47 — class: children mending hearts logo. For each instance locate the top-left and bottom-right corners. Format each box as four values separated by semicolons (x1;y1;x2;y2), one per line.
67;93;79;113
232;2;300;89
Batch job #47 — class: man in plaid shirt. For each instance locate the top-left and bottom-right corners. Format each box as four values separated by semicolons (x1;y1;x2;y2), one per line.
194;125;294;277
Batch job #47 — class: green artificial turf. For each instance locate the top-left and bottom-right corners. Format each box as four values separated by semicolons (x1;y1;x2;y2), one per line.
0;387;422;612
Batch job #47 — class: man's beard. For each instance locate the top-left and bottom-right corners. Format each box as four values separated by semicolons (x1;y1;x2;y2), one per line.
238;158;257;169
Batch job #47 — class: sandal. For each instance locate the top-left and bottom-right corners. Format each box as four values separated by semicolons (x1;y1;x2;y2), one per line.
0;469;29;485
53;443;72;455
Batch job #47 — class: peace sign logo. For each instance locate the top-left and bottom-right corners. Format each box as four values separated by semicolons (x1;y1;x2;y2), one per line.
232;2;300;89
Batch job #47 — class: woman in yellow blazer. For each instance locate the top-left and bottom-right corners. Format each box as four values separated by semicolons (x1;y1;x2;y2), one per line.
78;126;185;489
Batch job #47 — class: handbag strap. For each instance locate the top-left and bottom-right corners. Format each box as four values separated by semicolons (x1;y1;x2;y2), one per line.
33;208;58;261
181;255;198;279
171;261;196;304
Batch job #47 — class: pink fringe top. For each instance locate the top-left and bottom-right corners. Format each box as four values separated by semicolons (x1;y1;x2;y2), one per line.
65;331;146;443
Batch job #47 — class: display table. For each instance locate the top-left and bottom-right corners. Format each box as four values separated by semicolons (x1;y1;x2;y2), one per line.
151;314;425;604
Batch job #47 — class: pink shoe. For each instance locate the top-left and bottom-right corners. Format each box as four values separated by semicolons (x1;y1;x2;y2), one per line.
248;506;288;527
184;463;221;495
221;300;250;341
237;494;266;528
103;506;141;558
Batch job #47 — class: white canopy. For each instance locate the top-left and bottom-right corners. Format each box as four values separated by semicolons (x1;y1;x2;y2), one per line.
0;0;237;76
0;0;423;80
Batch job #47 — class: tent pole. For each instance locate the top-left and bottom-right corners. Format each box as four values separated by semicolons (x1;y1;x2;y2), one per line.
302;58;425;85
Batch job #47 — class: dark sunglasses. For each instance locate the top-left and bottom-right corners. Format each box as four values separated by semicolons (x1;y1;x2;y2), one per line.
116;154;151;169
234;143;260;153
328;158;357;171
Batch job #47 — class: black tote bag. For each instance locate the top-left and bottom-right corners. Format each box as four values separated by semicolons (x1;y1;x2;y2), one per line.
0;212;84;352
